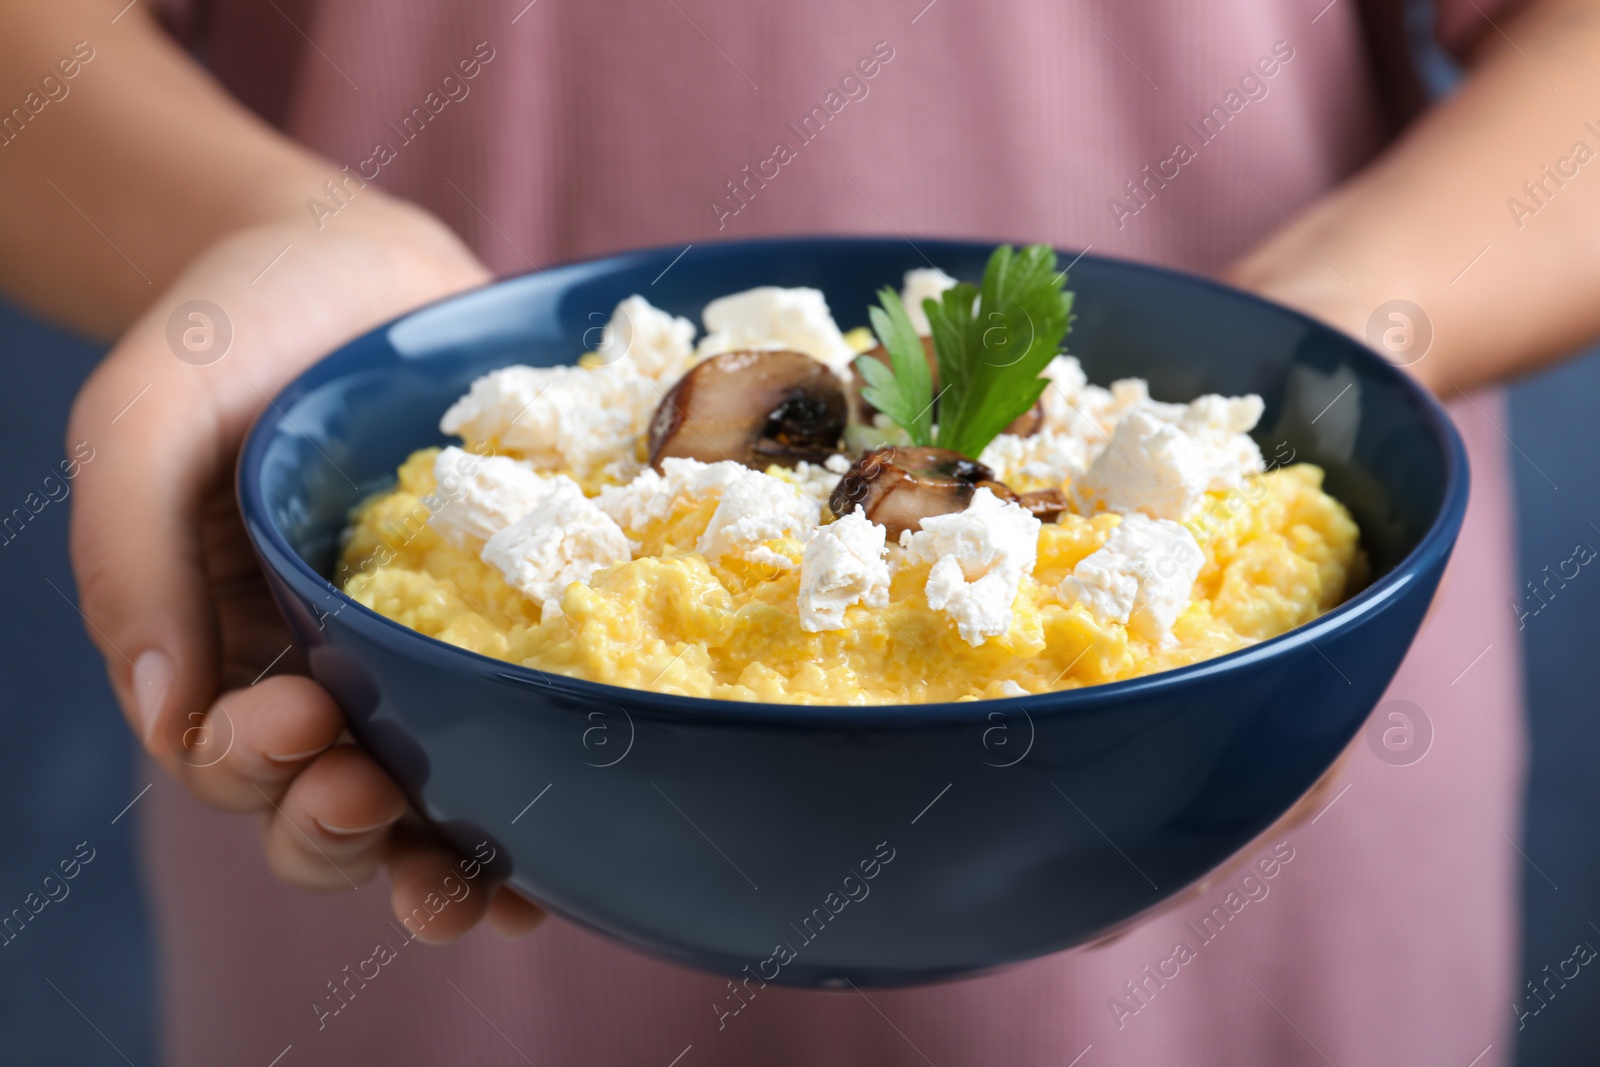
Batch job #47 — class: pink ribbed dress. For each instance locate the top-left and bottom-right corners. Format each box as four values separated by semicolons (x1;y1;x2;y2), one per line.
141;1;1528;1062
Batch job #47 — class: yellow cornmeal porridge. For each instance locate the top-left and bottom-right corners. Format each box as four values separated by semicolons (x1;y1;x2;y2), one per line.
338;255;1367;705
341;448;1363;705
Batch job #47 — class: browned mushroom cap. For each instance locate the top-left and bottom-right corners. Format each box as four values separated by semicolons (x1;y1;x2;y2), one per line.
1003;401;1045;437
648;350;848;470
830;446;1008;539
1015;488;1067;522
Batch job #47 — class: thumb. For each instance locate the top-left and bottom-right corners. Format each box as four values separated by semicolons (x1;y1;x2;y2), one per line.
68;346;223;774
67;204;490;770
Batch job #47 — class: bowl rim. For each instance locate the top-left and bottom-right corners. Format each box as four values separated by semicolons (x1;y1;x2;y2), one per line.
237;234;1470;727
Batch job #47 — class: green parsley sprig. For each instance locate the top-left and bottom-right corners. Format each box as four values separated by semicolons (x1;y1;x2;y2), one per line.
858;285;936;447
855;244;1075;459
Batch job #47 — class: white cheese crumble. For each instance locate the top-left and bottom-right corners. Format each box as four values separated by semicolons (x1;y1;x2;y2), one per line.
481;478;634;616
1039;366;1159;443
697;470;820;570
1073;410;1210;520
1171;394;1268;486
988;358;1263;498
593;457;747;531
900;488;1041;646
978;429;1091;490
1000;357;1155;486
439;363;662;482
798;507;891;631
427;446;562;548
900;268;958;335
1060;513;1202;646
695;286;857;377
1072;394;1265;520
592;295;697;381
1035;356;1093;435
779;454;851;511
594;457;820;568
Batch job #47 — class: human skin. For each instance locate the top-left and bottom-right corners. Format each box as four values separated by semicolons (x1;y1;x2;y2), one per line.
1227;0;1600;393
1;0;1593;940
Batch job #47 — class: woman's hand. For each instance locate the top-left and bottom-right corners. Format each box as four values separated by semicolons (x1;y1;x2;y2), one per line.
1226;0;1600;394
67;196;544;941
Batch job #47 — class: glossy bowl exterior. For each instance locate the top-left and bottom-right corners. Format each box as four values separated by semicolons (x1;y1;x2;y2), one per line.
239;236;1467;987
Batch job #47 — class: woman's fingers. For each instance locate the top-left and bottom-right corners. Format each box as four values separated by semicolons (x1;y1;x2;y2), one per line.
260;745;407;891
68;353;224;779
181;675;344;810
387;840;494;944
179;674;540;946
486;886;547;940
69;210;489;781
387;838;546;943
65;210;500;929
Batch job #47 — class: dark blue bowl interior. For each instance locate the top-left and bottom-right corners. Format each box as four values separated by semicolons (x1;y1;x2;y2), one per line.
239;236;1466;986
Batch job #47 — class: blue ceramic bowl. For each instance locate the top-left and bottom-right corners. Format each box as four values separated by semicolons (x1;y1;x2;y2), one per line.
239;236;1467;987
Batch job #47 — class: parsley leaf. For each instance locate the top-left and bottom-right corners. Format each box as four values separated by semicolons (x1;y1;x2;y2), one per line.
926;244;1074;458
854;246;1074;459
857;286;936;447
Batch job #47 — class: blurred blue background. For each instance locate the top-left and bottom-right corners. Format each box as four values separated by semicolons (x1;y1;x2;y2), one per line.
0;301;153;1064
1508;356;1600;1063
0;297;1596;1063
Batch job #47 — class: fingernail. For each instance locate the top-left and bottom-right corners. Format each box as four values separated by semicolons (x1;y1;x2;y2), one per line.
132;650;174;743
314;814;400;837
266;742;334;764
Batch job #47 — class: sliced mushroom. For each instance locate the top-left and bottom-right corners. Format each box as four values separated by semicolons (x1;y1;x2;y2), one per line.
1015;487;1067;522
829;446;1014;539
649;350;848;470
1003;401;1045;437
853;337;1044;438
